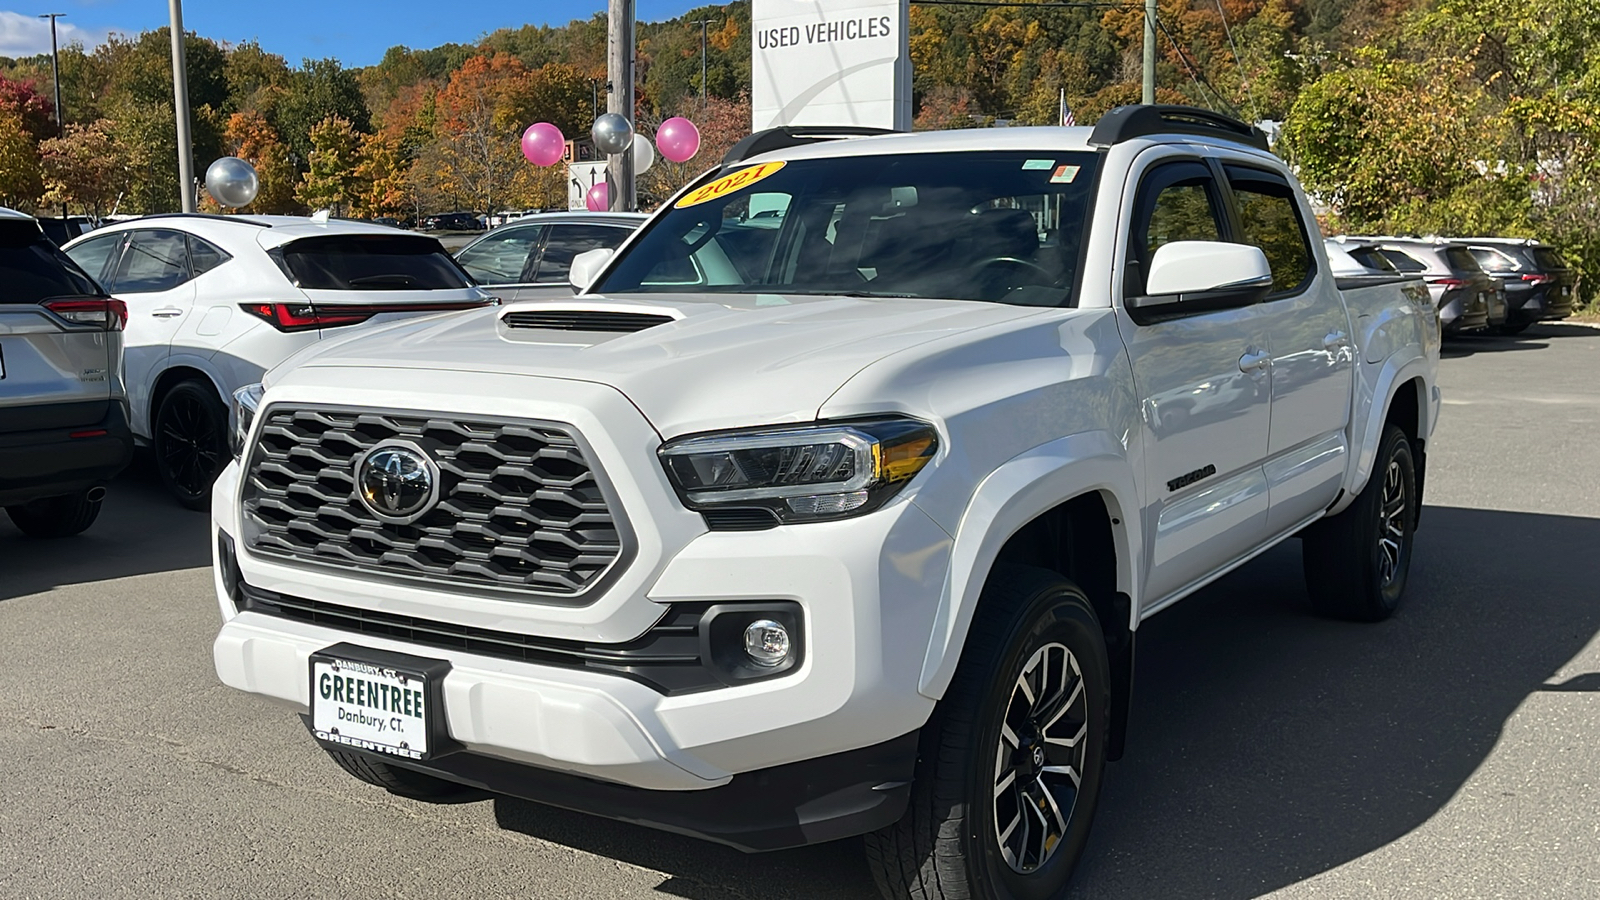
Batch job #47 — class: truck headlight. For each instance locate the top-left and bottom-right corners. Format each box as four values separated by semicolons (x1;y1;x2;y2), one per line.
658;417;937;523
231;383;265;460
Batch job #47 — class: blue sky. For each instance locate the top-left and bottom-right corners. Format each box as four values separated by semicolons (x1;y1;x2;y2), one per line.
2;1;701;66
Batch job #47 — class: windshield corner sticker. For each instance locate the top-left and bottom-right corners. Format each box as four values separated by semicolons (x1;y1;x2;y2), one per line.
1022;158;1055;170
676;160;788;208
1050;165;1081;184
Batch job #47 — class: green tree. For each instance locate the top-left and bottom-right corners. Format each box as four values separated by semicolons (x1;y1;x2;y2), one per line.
278;59;371;167
0;107;42;209
38;119;129;217
297;115;364;215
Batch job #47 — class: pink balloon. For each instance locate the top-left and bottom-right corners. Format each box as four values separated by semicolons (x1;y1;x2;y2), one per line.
585;182;610;212
521;122;566;166
655;116;701;163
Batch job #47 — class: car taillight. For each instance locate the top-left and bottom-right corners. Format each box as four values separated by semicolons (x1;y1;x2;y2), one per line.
1520;274;1552;285
43;297;128;331
1427;277;1468;288
239;300;492;333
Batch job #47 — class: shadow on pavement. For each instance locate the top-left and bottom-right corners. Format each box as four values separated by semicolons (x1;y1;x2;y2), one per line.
0;452;210;603
1441;321;1597;358
492;504;1600;900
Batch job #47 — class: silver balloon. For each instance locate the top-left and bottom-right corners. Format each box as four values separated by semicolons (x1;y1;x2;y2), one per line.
205;157;260;209
591;113;635;156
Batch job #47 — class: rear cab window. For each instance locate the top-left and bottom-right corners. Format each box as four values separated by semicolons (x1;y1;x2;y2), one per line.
273;235;473;290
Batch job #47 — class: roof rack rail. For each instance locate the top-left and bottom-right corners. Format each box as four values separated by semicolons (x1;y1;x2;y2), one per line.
723;126;898;166
1088;105;1269;152
135;212;273;227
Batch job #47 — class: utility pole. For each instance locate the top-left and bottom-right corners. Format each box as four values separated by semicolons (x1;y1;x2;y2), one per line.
605;0;636;212
168;0;196;213
692;18;716;102
1142;0;1157;105
39;13;65;219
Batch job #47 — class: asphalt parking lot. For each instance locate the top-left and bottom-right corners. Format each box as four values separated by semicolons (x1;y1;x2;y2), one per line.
3;323;1597;900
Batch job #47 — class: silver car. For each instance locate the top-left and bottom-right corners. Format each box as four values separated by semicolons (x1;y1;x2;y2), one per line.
454;212;647;301
0;208;132;537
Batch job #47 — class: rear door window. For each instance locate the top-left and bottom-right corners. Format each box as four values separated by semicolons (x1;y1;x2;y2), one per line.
188;236;231;277
112;230;191;293
63;232;126;284
455;226;543;285
1223;166;1314;294
275;235;472;290
1344;246;1397;273
1443;246;1482;272
1378;249;1427;273
0;220;104;303
532;224;632;284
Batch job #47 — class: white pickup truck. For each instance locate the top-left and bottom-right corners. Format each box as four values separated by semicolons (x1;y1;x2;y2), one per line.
212;106;1440;899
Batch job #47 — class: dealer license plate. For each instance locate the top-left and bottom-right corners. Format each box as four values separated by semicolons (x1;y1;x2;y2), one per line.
311;654;433;759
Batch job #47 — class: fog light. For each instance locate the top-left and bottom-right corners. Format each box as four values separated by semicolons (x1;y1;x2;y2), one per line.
743;619;791;667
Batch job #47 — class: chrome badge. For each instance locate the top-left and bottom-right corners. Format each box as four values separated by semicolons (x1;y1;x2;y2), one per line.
355;443;440;524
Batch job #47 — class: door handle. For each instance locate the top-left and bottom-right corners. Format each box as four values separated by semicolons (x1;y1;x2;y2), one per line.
1323;331;1349;350
151;307;183;318
1238;350;1271;374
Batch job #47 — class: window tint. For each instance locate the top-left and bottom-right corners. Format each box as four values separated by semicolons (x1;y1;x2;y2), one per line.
274;235;472;290
599;152;1099;307
455;226;542;284
1127;161;1225;297
1378;249;1426;273
0;220;104;303
1345;247;1397;273
112;229;190;293
189;236;231;276
533;225;631;283
1530;247;1567;270
64;232;125;283
1443;246;1481;272
1224;167;1313;293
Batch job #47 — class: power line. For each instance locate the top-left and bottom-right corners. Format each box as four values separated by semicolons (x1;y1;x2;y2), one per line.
1211;0;1259;122
1153;11;1243;119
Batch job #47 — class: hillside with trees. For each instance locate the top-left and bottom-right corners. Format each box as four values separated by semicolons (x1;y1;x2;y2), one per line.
0;0;1594;298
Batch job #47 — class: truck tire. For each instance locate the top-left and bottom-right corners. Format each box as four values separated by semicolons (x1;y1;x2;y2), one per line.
1301;424;1417;621
865;565;1109;900
5;490;103;538
154;379;229;511
324;749;475;802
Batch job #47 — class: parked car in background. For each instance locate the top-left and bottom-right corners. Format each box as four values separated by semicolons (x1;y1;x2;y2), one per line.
453;211;646;301
1454;237;1576;334
0;208;133;537
35;215;98;246
422;212;485;232
1324;238;1403;277
370;216;402;228
1337;236;1495;335
60;214;494;509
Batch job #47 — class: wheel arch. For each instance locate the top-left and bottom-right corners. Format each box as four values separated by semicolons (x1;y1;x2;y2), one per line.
1335;355;1434;518
148;363;229;436
916;430;1141;758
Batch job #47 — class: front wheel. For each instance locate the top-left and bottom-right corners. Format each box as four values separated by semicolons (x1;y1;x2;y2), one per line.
154;379;229;511
1301;424;1417;621
865;565;1109;900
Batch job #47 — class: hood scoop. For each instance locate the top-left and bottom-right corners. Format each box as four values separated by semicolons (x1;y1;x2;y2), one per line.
501;306;678;334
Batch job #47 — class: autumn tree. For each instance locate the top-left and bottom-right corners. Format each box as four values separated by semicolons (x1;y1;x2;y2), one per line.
38;120;129;217
354;132;409;218
0;107;42;209
297;115;364;215
223;111;299;213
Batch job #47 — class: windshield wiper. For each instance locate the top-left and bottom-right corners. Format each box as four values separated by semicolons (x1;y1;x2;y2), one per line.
347;274;417;288
779;289;922;299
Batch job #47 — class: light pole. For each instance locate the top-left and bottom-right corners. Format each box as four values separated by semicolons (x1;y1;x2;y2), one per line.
692;18;717;102
169;0;196;213
1142;0;1157;105
605;0;635;212
39;13;65;218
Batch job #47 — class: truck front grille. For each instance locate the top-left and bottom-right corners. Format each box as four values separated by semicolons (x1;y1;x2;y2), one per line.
241;406;625;598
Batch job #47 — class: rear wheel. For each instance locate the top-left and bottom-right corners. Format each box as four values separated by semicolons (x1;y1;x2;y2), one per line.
5;490;103;538
154;379;228;511
1302;424;1417;621
1498;319;1532;335
324;749;476;801
865;565;1109;900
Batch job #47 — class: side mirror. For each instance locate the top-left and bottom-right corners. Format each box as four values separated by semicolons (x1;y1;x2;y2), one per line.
569;248;614;293
1132;241;1273;312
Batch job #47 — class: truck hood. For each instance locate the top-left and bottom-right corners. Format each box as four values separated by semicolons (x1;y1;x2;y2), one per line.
286;292;1043;436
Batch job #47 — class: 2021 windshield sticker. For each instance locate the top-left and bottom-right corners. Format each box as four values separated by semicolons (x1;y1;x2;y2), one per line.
676;161;788;208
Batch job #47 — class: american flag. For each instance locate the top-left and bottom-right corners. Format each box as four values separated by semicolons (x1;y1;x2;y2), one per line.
1060;88;1075;127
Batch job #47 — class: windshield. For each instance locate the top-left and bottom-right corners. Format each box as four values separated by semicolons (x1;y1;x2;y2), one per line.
274;234;473;291
597;151;1100;307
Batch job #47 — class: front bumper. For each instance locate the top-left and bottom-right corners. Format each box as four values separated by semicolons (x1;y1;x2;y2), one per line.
0;400;133;507
212;370;951;838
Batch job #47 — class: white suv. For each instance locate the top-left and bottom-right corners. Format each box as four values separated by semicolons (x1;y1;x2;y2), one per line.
63;216;492;507
213;107;1440;898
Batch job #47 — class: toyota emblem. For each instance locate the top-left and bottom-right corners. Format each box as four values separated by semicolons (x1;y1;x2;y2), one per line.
355;442;440;524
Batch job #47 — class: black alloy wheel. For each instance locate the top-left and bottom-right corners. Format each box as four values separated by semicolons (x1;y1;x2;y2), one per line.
865;565;1109;900
155;379;229;511
1302;423;1417;621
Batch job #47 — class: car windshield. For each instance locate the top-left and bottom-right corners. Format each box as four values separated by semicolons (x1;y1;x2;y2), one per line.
0;220;105;303
597;151;1101;307
273;234;472;290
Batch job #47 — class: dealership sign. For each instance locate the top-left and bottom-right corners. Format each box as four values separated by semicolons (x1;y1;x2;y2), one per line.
752;0;912;132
